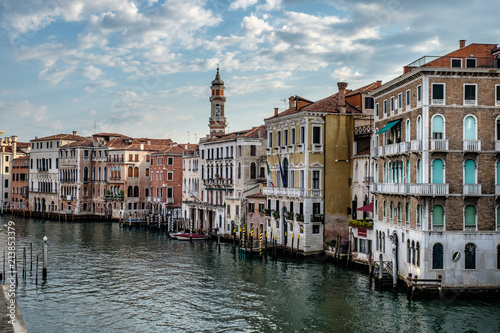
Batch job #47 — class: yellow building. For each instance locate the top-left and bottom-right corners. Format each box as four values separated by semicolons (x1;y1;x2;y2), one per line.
264;82;378;254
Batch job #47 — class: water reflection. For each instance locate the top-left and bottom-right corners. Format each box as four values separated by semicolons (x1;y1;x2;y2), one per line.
1;216;499;332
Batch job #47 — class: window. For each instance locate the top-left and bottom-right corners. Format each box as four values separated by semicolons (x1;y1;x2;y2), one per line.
365;97;374;109
167;157;173;165
312;170;320;189
432;83;445;105
496;85;500;106
417;85;422;104
167;172;173;181
406;89;411;109
405;119;411;142
465;243;476;269
312;225;320;234
416;116;422;141
464;159;476;184
390;96;395;112
416;242;420;267
375;103;379;118
432;205;444;230
250;145;256;156
312;126;321;144
398;93;402;111
277;131;281;146
299;170;304;189
431;115;444;139
466;58;477;68
250;162;256;179
497;206;500;230
464;205;476;230
432;159;444;184
291;128;296;145
416;159;421;183
405;202;410;224
383;200;386;218
497;244;500;269
464;84;477;105
289;170;295;188
238;146;242;156
464;115;477;140
451;58;462;67
432;243;444;269
416;204;422;227
407;240;411;263
238;163;241;179
167;187;173;198
284;129;288;146
248;203;255;213
383;99;387;115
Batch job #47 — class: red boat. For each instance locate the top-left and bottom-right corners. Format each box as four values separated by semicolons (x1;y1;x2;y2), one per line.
175;233;208;241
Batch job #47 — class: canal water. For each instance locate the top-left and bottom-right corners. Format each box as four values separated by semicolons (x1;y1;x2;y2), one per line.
1;216;499;333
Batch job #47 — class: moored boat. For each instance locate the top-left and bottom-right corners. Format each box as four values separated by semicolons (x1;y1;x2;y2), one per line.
175;233;208;241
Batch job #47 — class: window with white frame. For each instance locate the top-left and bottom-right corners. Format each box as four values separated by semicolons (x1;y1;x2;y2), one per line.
312;170;320;189
291;128;296;145
405;119;411;142
406;89;411;109
398;93;402;111
268;132;273;148
417;85;422;105
496;85;500;106
466;58;477;68
277;131;282;146
464;205;477;231
300;126;305;144
375;103;379;118
431;115;444;139
390;96;395;113
312;126;321;145
432;205;444;230
431;83;445;105
451;58;462;67
464;84;477;105
383;99;387;115
284;129;289;146
167;171;173;181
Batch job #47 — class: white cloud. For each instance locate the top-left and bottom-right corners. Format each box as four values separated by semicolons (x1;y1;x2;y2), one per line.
229;0;259;11
39;67;76;85
81;65;103;80
0;100;48;122
331;66;362;82
257;0;282;11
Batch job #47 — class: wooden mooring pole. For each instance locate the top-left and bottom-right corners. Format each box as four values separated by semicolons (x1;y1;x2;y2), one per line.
30;242;33;273
23;247;26;279
36;254;39;284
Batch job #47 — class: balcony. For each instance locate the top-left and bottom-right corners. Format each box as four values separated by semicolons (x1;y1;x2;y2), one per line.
463;99;477;106
410;140;422;151
463;184;481;195
286;188;304;197
311;189;321;196
409;183;449;196
399;142;411;154
166;198;174;204
431;99;444;105
430;139;449;151
496;184;500;195
104;194;124;201
296;144;304;152
312;144;323;153
463;140;481;151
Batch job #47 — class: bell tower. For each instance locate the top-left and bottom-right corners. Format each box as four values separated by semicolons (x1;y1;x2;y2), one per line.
209;67;227;139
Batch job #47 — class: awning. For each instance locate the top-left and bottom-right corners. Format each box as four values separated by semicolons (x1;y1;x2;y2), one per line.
357;202;374;212
376;119;401;134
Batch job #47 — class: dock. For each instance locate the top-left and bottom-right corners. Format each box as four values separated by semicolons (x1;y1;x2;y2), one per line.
0;284;27;333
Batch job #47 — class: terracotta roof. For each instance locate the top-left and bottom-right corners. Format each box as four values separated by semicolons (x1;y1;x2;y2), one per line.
13;155;30;161
63;138;95;148
208;125;267;142
151;145;186;155
246;192;266;199
301;93;359;113
31;133;86;141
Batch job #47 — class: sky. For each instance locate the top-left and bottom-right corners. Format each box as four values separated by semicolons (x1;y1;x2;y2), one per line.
1;0;499;145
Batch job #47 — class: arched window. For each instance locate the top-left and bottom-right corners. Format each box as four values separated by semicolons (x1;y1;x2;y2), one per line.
238;163;241;179
405;119;411;142
134;167;139;178
465;243;476;269
406;160;410;183
464;159;476;184
496;161;500;184
376;231;379;251
128;167;133;177
411;241;416;265
134;186;139;197
464;115;477;140
464;205;476;230
417;116;422;140
497;244;500;269
398;202;402;223
416;159;421;183
383;200;386;218
283;158;288;186
383;162;387;183
432;243;444;269
375;163;379;183
104;167;107;181
83;167;89;182
416;204;422;228
92;167;96;181
432;115;444;139
416;242;421;267
250;162;256;179
390;201;394;220
432;205;444;230
375;199;378;216
432;159;444;184
127;186;133;197
496;116;500;141
497;206;500;230
407;239;411;263
354;162;358;182
405;202;410;224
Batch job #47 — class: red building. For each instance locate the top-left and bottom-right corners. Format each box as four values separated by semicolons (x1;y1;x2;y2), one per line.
10;155;29;211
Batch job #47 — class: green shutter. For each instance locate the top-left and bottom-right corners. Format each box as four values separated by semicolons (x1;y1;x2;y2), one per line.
432;115;443;134
432;159;444;183
465;206;476;226
464;160;476;184
433;205;443;226
497;161;500;185
464;116;476;140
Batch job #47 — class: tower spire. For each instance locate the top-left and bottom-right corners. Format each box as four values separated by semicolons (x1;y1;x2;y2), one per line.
209;67;227;139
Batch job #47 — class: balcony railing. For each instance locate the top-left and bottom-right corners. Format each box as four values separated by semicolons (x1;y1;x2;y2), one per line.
463;140;481;151
411;140;422;151
371;183;448;196
399;142;411;154
430;139;449;151
312;144;323;152
432;99;444;105
311;189;321;196
432;224;444;231
463;184;481;195
104;194;124;201
166;198;174;204
463;99;477;106
496;184;500;195
495;141;500;151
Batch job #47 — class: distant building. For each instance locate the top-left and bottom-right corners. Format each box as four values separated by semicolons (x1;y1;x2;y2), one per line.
245;192;267;239
10;155;30;211
0;134;29;212
29;132;85;213
370;40;500;288
182;146;201;229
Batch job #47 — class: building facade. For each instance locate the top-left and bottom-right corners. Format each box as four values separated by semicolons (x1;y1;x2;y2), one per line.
10;155;30;211
370;41;500;288
1;135;29;212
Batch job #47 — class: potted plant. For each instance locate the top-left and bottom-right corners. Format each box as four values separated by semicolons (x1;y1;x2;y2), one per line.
272;210;280;220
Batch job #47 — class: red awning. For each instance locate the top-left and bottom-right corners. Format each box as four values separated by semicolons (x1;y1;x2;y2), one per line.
357;202;374;212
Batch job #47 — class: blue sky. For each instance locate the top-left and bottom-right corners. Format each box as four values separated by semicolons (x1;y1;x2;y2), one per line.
1;0;499;144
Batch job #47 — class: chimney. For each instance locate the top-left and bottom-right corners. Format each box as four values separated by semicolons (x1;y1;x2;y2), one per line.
257;128;262;138
460;40;466;48
376;80;382;87
337;81;348;106
11;136;17;157
288;96;295;110
72;131;77;136
274;107;279;116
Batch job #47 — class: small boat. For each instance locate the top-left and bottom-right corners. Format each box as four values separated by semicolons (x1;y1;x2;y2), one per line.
175;233;208;241
169;231;185;239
